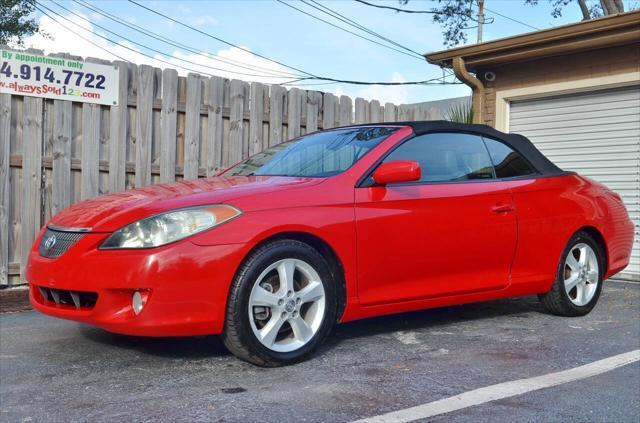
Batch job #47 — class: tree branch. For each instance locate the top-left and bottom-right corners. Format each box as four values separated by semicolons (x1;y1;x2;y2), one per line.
354;0;440;14
355;0;475;17
613;0;625;12
600;0;621;14
577;0;592;19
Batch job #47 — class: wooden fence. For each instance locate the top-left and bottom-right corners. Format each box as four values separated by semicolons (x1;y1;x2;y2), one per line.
0;49;441;287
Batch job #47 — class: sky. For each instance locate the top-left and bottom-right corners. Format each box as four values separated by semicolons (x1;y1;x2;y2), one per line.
15;0;633;105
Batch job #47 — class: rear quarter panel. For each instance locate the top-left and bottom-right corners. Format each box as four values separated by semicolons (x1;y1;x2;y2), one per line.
588;180;635;278
507;174;633;292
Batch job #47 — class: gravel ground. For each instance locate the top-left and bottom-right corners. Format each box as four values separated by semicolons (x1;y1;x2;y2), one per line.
1;280;638;423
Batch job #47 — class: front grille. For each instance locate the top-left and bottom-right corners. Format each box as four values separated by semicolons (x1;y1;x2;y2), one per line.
38;227;85;258
36;286;98;309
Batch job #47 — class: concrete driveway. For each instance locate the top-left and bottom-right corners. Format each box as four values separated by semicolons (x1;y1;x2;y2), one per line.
1;280;638;422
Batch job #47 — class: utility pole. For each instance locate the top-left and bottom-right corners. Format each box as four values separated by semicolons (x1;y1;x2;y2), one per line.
477;0;485;43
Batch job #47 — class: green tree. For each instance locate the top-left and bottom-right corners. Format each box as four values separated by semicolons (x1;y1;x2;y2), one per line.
360;0;628;47
420;0;627;46
0;0;42;46
424;0;627;46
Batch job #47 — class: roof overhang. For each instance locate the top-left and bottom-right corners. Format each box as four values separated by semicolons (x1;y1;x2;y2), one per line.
425;10;640;72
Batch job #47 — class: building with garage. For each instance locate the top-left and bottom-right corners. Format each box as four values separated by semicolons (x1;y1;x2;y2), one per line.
425;10;639;280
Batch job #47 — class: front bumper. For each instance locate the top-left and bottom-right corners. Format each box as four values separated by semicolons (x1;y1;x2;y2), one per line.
26;230;248;336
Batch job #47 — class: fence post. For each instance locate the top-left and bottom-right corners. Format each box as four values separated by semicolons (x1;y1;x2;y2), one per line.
136;65;154;187
81;103;100;199
323;93;337;129
384;103;397;122
207;76;225;175
20;97;43;283
249;82;266;156
269;85;286;147
228;80;246;164
339;95;353;126
0;94;10;286
306;91;322;133
160;68;178;183
109;61;129;193
288;88;303;139
184;73;201;180
355;97;368;124
52;100;72;213
370;100;381;123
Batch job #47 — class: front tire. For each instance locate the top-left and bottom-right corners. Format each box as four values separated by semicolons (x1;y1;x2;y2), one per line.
222;239;337;366
538;231;604;316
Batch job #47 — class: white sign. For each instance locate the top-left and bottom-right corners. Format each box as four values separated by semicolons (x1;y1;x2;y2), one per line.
0;49;119;106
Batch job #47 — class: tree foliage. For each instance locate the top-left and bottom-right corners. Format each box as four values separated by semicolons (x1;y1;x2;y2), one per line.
524;0;604;20
0;0;42;46
430;1;477;48
398;0;627;47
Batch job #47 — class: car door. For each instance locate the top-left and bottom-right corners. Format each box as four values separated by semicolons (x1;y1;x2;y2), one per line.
481;136;568;291
354;132;518;306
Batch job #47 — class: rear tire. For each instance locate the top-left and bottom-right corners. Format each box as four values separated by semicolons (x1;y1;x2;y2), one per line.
538;231;604;316
222;239;337;366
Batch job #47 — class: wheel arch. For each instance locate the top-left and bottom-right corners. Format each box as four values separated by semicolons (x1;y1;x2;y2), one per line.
574;225;609;275
242;231;348;321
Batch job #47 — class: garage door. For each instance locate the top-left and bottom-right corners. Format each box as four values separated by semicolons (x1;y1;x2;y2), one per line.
509;85;640;280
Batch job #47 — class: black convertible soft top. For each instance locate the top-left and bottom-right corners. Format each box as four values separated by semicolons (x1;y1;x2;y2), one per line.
345;121;565;176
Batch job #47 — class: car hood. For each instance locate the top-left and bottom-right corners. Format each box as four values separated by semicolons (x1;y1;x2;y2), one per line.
49;176;325;232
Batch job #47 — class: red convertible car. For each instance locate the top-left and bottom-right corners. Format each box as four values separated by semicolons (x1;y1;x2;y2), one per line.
27;122;634;366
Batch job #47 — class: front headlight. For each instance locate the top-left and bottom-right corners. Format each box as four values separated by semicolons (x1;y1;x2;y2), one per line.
100;204;241;249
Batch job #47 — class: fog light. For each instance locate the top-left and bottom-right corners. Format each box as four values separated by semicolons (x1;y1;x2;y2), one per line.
132;290;146;315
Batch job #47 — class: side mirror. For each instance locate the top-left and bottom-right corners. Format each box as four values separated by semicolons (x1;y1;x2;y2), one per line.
372;160;421;185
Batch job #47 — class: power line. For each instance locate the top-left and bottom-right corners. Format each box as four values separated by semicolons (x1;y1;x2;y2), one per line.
275;0;424;61
47;0;300;80
38;2;456;87
283;74;460;87
302;0;424;58
36;1;460;87
355;0;441;14
126;0;461;86
35;3;246;78
308;75;460;86
74;0;303;77
41;1;292;79
281;81;341;86
128;0;317;78
355;0;454;15
483;6;540;30
356;0;534;32
72;0;304;78
304;0;424;58
355;0;481;22
34;5;131;63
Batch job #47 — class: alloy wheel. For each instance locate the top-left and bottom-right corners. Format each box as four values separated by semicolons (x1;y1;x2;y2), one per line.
248;258;326;352
563;243;599;306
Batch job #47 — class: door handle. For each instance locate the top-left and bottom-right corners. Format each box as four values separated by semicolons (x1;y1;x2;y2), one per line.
491;203;514;213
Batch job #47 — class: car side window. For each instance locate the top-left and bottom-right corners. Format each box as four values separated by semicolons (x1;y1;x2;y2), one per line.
382;132;494;183
483;137;536;178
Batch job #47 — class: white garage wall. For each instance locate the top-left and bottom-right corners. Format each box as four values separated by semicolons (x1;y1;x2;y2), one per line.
509;85;640;279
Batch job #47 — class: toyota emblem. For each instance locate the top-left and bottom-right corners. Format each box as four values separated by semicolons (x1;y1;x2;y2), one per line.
44;234;57;250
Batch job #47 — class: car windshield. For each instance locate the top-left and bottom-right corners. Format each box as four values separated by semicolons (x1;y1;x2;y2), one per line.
224;127;399;177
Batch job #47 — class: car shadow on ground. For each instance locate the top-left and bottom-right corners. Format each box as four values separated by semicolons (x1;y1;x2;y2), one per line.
79;326;231;359
78;295;547;360
329;295;545;344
